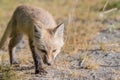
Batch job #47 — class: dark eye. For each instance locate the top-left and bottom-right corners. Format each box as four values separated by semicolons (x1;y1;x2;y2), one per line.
36;47;47;54
52;49;57;53
40;49;47;53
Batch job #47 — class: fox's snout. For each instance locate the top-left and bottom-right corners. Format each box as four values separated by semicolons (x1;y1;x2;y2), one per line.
43;55;54;66
46;61;53;66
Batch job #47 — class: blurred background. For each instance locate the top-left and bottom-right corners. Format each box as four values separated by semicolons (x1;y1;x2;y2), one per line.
0;0;120;53
0;0;120;80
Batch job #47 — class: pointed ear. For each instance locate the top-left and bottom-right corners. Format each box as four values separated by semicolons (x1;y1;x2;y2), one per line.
54;23;64;39
34;25;41;33
34;25;42;38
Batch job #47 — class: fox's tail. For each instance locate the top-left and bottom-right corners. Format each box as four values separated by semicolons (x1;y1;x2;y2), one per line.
0;21;13;49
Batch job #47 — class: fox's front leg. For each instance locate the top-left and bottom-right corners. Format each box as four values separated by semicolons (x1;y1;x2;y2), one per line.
29;39;47;75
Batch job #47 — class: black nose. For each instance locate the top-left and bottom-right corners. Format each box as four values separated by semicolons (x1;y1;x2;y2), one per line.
47;63;52;66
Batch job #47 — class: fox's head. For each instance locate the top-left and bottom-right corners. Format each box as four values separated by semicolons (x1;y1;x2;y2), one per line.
33;23;64;65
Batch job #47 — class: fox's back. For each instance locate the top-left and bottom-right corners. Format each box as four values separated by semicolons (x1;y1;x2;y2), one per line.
13;5;57;29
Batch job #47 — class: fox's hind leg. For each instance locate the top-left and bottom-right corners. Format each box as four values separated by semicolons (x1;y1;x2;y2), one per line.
8;33;23;65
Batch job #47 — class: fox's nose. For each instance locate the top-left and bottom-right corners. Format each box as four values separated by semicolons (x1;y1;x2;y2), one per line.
47;61;53;66
47;63;52;66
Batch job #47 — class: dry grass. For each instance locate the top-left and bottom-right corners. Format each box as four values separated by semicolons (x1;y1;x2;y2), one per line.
0;0;120;79
69;70;84;78
99;42;108;52
79;53;100;70
0;0;119;53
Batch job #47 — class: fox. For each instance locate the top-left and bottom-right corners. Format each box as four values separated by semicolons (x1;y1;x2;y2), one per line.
0;4;64;74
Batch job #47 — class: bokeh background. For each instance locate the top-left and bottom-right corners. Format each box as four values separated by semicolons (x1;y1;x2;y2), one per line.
0;0;120;53
0;0;120;80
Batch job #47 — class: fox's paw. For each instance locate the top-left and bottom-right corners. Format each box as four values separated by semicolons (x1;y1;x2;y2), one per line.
35;68;48;75
11;60;20;67
11;58;19;64
12;61;19;64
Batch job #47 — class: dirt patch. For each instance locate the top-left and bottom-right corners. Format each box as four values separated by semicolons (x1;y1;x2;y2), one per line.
0;29;120;80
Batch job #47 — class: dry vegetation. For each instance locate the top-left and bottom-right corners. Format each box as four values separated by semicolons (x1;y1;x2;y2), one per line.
0;0;119;52
0;0;120;80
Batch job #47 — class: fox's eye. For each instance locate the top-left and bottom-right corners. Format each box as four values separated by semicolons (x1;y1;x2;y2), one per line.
40;49;47;53
52;49;57;53
37;47;47;54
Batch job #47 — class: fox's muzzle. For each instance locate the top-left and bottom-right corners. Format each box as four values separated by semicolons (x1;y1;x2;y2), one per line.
43;55;54;66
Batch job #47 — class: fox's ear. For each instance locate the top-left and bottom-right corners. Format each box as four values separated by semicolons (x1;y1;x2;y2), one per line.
34;25;42;38
34;25;42;33
54;23;64;39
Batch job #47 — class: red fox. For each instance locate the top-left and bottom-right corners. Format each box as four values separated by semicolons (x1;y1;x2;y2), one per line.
0;4;64;74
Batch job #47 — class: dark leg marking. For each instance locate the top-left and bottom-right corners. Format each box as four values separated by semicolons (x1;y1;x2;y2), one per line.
29;40;47;74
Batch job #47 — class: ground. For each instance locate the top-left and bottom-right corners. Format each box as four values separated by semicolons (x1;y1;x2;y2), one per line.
0;24;120;80
0;0;120;80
